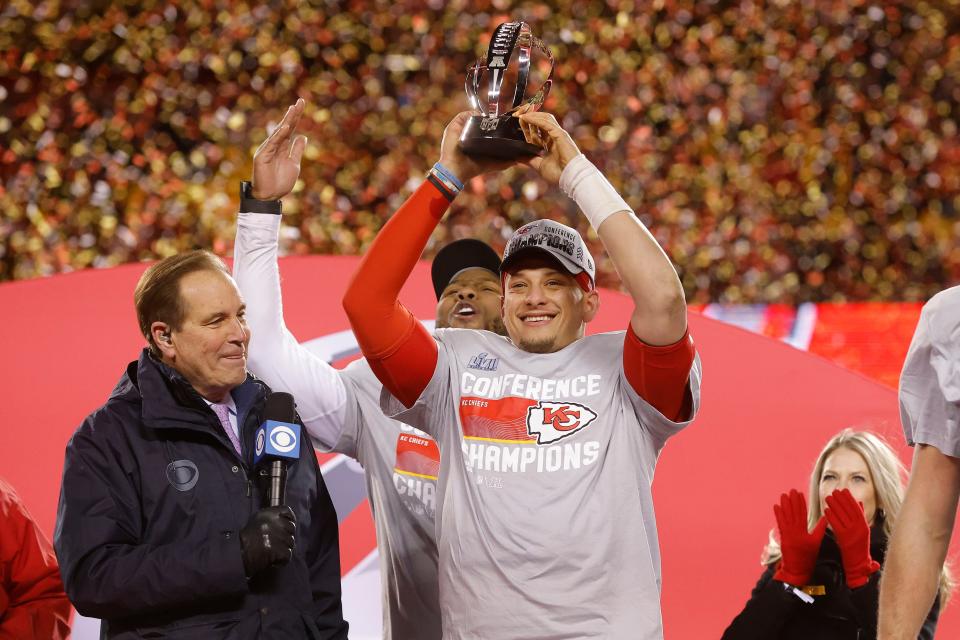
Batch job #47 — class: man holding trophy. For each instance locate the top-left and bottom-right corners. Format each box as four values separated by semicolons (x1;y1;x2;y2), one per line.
342;21;701;639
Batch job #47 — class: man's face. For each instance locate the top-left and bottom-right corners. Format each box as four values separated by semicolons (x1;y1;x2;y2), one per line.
502;256;598;353
157;270;250;401
435;267;505;334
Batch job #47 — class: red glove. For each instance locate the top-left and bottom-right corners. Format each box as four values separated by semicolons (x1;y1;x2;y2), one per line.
824;489;881;588
773;489;828;587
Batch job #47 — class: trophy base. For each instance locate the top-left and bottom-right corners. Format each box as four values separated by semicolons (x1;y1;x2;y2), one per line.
458;115;543;159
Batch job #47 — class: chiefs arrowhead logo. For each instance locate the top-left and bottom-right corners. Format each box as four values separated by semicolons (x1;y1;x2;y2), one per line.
526;401;598;445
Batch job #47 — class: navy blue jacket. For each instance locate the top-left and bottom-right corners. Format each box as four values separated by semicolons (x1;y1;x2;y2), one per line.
54;349;349;639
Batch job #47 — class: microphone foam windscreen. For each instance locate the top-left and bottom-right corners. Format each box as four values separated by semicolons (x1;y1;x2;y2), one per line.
263;391;296;423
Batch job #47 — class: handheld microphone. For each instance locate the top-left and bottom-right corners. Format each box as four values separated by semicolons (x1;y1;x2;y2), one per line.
254;392;302;507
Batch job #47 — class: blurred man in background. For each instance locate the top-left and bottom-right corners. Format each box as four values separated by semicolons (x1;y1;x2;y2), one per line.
879;285;960;639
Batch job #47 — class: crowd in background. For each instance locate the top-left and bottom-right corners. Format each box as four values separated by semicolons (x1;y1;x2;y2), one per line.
1;0;958;303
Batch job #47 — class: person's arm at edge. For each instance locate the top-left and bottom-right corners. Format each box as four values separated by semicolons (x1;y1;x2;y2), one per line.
0;483;71;640
342;111;513;407
878;443;960;640
518;111;694;421
233;99;348;449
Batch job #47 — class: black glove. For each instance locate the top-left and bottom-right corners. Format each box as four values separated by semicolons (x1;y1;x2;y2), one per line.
239;505;297;578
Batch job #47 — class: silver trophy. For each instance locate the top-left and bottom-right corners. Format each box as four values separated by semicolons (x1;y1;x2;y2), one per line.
459;21;555;159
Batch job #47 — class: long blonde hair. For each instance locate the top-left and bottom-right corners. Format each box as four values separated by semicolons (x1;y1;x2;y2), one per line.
762;429;953;605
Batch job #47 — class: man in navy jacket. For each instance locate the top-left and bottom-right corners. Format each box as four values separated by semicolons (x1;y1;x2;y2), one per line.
54;250;348;639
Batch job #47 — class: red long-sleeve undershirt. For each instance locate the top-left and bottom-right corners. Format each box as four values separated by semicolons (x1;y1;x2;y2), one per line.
342;180;446;407
624;325;696;422
343;179;696;421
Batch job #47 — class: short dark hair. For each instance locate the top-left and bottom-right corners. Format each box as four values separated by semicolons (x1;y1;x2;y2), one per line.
134;250;229;355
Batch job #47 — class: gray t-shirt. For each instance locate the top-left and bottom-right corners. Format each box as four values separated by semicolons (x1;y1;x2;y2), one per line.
334;359;442;640
383;328;703;640
900;285;960;457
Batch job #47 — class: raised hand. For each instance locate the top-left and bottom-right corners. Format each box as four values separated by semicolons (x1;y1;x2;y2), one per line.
437;111;517;184
825;489;881;588
517;111;582;184
773;489;828;587
251;98;308;200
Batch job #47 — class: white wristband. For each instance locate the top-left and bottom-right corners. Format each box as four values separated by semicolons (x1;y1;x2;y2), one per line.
559;153;635;231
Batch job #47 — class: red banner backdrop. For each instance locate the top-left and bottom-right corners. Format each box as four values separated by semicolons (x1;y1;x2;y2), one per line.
1;256;956;637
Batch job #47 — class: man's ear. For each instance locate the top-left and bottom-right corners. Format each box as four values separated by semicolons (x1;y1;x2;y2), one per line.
150;321;175;359
582;290;600;323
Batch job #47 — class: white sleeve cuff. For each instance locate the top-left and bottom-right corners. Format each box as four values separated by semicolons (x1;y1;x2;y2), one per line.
559;154;635;231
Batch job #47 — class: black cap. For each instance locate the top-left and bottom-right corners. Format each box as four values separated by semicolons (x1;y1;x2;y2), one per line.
431;239;502;300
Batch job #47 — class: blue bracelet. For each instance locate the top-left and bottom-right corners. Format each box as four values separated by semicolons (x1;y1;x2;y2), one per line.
429;164;462;199
432;162;465;191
